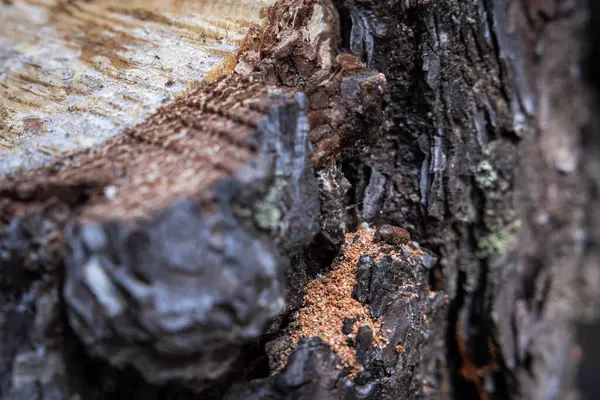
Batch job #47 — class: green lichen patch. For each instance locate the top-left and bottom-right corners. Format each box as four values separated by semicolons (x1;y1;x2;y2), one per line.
475;160;499;189
477;219;521;259
253;179;285;232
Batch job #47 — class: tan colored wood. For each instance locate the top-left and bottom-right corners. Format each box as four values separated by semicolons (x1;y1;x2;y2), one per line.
0;0;274;175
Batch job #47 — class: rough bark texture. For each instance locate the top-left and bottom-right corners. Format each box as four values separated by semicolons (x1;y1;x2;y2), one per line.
1;0;598;399
334;1;594;399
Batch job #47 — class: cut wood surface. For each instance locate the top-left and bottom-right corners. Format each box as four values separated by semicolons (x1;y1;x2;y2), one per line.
0;0;274;175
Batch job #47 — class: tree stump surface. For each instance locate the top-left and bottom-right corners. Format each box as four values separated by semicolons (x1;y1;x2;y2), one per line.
0;0;274;175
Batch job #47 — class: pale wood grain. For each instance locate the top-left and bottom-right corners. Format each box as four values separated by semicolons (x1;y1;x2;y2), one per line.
0;0;274;175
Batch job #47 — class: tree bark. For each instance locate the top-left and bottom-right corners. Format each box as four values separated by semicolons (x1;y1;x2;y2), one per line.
0;0;598;399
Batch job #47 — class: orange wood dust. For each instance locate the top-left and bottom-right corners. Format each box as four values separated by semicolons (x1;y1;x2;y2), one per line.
289;227;400;375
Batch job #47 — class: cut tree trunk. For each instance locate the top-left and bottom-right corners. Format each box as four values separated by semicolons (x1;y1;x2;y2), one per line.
0;0;598;400
0;0;275;175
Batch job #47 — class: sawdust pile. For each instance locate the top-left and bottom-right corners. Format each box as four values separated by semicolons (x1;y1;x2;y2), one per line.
289;227;398;374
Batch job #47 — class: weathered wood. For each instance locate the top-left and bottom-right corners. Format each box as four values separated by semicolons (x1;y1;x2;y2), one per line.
0;0;598;399
0;0;390;397
325;1;594;399
0;0;274;175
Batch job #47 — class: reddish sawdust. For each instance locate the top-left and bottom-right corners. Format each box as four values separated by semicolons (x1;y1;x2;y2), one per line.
456;324;499;400
289;227;395;375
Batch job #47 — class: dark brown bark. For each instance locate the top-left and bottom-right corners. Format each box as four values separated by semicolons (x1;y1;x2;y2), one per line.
0;0;598;399
331;0;596;399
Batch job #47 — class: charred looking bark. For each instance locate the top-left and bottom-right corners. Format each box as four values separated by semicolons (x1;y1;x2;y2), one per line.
0;0;598;399
330;1;594;399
